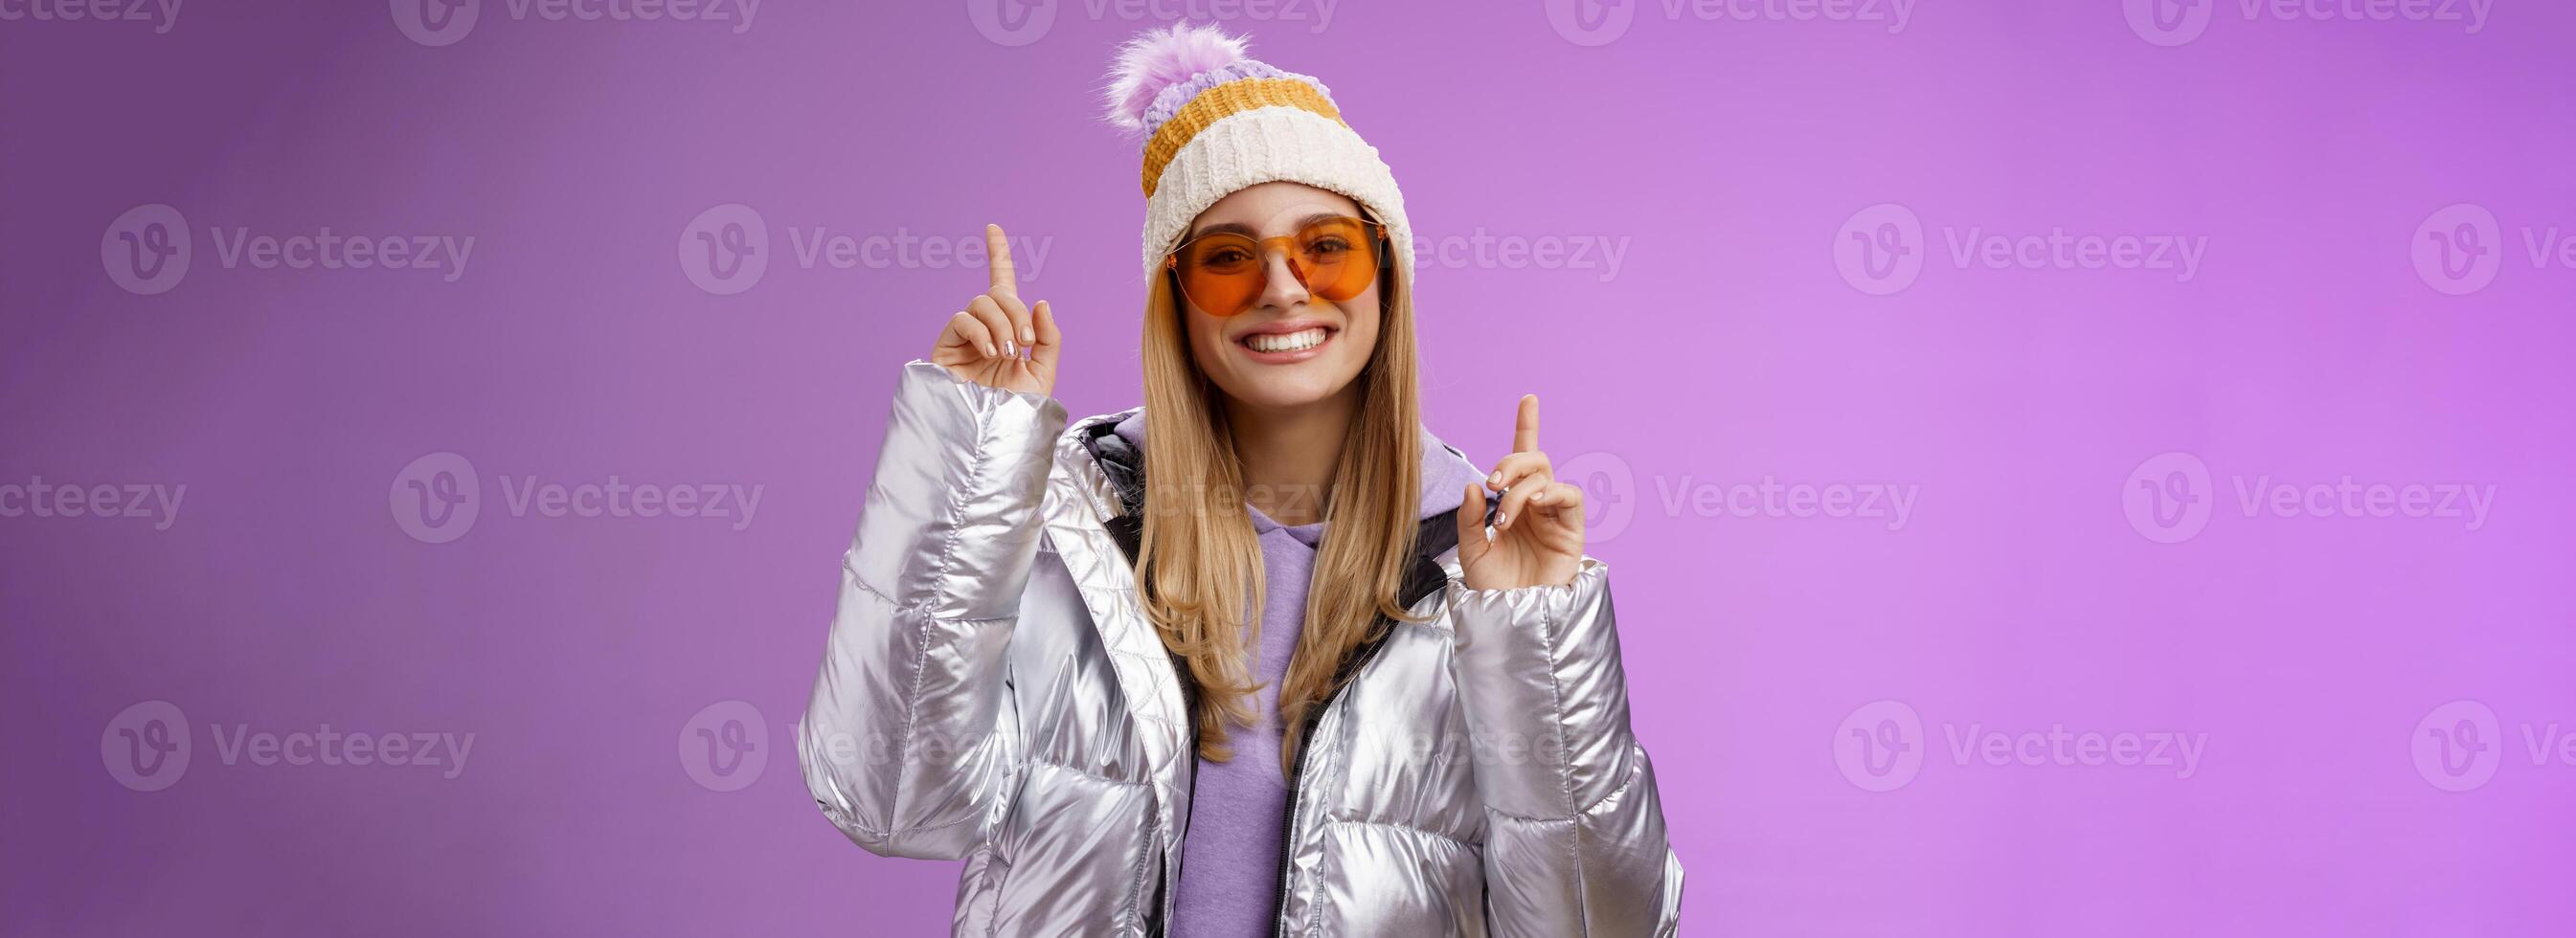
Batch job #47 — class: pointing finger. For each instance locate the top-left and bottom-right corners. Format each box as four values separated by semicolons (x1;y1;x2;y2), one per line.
1512;394;1541;454
986;223;1017;295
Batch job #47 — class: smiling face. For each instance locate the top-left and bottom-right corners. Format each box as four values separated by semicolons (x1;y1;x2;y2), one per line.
1171;182;1384;413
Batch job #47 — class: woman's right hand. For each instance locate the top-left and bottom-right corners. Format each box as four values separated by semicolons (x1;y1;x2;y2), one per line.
932;223;1061;396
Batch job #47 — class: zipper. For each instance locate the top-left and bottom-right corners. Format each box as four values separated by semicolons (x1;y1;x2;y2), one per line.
1082;422;1471;935
1160;653;1200;935
1267;512;1460;935
1270;623;1394;937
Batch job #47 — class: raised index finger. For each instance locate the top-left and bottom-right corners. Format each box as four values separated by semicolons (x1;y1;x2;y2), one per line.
1512;394;1541;454
985;223;1017;294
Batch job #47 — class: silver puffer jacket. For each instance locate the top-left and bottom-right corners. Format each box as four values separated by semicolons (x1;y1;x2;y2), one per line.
798;363;1684;936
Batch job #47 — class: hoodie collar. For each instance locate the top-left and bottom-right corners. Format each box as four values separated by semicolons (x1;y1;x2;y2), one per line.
1078;411;1495;588
1105;409;1487;526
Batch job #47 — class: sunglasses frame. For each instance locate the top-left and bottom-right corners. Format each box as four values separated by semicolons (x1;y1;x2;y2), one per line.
1163;214;1391;318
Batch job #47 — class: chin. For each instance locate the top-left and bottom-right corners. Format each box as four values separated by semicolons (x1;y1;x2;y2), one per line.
1205;350;1368;411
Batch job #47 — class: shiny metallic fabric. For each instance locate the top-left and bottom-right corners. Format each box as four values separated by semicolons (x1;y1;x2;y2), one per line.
800;363;1684;936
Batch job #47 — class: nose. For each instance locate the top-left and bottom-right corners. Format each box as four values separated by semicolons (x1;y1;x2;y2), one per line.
1253;246;1309;312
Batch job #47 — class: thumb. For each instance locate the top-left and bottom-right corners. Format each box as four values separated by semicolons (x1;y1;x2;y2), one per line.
1031;300;1062;371
1456;482;1487;562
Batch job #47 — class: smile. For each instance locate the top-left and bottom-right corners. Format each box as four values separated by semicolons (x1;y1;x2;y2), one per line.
1243;326;1332;353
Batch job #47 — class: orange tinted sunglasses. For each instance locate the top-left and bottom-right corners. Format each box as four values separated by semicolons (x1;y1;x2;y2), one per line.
1164;215;1389;318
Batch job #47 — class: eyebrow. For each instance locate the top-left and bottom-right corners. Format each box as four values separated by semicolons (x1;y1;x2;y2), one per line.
1188;212;1347;240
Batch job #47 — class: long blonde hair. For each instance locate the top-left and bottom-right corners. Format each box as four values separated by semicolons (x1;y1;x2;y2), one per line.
1134;223;1426;774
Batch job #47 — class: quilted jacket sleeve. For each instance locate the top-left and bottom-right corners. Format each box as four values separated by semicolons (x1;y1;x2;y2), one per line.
1448;557;1686;936
797;361;1066;860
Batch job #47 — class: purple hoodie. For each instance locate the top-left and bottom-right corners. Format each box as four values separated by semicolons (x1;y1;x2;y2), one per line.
1110;411;1489;936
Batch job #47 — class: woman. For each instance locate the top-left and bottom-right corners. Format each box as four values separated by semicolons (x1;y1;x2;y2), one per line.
797;24;1683;936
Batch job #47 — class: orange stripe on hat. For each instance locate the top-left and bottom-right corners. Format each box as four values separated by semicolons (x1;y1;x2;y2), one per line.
1141;78;1344;197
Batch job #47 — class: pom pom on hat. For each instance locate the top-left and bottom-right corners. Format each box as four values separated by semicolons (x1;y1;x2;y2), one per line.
1102;22;1249;131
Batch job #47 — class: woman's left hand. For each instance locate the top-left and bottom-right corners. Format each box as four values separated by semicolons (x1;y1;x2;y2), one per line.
1457;394;1585;590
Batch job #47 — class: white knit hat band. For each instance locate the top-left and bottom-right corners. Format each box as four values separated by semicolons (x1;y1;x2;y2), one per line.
1141;106;1415;288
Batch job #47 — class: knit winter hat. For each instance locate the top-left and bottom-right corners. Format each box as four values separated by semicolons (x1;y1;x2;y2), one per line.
1103;24;1413;286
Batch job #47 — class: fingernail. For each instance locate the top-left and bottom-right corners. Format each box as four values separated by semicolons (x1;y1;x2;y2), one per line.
1005;340;1017;356
983;343;997;357
1020;326;1034;345
1496;511;1508;527
1488;472;1503;486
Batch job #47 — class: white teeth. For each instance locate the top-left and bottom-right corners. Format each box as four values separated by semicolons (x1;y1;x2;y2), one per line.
1246;327;1327;353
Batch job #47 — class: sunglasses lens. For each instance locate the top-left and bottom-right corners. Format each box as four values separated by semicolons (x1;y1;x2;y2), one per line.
1296;217;1378;302
1176;234;1263;317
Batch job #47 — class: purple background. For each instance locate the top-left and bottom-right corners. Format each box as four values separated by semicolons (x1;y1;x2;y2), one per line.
6;1;2573;934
